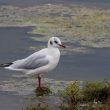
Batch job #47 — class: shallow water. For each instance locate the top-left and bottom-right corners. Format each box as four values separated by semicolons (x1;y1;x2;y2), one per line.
0;0;110;9
55;48;110;80
0;91;30;110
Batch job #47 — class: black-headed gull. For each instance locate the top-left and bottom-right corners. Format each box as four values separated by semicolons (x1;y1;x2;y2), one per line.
0;37;66;89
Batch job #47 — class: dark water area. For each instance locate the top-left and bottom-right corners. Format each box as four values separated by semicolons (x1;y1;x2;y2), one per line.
0;0;110;9
53;48;110;81
0;91;30;110
0;27;44;60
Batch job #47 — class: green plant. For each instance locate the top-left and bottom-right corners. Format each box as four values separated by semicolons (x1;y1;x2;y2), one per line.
58;81;82;110
83;81;109;103
58;81;110;110
25;106;37;110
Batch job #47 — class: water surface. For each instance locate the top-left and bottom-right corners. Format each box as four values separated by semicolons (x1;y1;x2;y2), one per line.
0;0;110;9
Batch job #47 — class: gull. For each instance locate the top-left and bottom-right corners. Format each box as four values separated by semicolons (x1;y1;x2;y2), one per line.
0;37;66;89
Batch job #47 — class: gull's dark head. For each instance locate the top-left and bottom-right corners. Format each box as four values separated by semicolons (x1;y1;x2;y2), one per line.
48;37;66;48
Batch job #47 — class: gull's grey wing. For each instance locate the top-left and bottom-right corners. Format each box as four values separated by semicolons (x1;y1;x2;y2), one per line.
13;54;49;69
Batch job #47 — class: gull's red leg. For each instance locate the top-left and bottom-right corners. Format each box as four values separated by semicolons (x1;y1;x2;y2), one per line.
36;74;50;96
38;74;41;88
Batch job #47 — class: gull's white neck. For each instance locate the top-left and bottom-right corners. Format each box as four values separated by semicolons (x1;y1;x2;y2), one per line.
47;45;60;58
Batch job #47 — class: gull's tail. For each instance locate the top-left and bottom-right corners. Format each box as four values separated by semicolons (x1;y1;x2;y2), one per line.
0;62;13;67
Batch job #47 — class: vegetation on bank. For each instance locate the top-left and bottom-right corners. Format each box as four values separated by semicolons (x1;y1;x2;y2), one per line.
24;81;110;110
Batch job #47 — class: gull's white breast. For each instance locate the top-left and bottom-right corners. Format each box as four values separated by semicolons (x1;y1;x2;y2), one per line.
27;47;60;75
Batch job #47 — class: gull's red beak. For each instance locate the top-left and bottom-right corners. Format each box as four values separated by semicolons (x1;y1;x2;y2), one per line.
59;44;66;48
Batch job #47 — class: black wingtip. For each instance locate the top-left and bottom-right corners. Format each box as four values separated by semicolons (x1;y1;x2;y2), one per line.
0;62;13;67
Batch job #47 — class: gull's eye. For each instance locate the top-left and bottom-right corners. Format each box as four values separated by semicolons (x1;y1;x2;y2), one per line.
50;41;53;45
54;40;58;44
